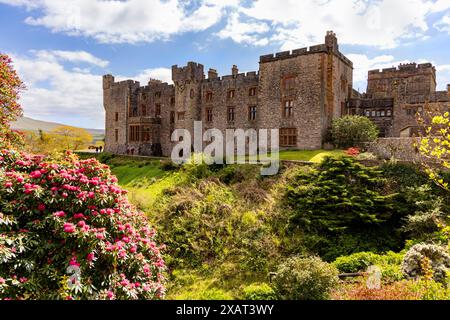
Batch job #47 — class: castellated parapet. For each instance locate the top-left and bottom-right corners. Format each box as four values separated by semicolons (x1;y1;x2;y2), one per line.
103;31;449;157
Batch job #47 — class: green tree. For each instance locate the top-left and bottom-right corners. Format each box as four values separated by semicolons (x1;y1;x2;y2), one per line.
331;115;379;148
51;125;93;151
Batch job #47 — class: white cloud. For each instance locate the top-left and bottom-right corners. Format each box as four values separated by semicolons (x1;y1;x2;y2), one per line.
216;12;270;46
9;50;172;129
434;13;450;33
0;0;237;44
234;0;450;49
32;50;109;68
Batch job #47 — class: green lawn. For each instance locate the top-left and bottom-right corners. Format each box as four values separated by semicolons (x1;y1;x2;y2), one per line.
278;149;344;162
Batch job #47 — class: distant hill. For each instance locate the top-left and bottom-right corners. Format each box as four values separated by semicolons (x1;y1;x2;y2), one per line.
12;117;104;142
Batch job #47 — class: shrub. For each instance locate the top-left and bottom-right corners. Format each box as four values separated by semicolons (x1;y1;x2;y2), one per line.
272;256;338;300
98;152;115;164
344;147;360;157
243;283;277;300
0;150;166;300
332;280;421;300
331;115;379;148
333;252;381;273
401;243;450;283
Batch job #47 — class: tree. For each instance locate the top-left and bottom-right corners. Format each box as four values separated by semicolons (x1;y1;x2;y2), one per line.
0;53;25;148
417;109;450;190
331;115;379;148
51;125;93;151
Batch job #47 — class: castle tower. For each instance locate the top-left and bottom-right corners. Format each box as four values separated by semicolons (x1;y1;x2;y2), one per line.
171;62;205;145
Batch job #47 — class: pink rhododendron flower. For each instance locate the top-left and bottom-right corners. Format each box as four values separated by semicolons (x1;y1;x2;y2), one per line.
63;223;76;233
38;204;46;211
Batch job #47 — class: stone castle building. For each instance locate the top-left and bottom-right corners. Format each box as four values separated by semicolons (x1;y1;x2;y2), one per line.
103;31;450;157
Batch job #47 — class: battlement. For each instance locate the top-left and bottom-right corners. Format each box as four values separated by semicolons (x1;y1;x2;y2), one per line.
368;63;436;76
172;61;205;83
259;45;352;67
103;74;141;90
201;71;258;83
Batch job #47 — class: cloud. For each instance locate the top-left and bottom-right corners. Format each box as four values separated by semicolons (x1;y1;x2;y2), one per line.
9;50;172;129
228;0;450;49
216;12;270;46
0;0;236;44
434;13;450;33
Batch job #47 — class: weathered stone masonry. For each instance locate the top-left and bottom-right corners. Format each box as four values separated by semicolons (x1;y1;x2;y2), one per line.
103;31;450;157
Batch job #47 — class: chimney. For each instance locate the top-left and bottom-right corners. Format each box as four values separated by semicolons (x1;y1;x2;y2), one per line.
232;65;239;77
208;68;218;79
325;30;338;52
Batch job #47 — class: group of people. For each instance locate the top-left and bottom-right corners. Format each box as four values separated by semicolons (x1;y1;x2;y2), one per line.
126;147;141;156
94;146;103;153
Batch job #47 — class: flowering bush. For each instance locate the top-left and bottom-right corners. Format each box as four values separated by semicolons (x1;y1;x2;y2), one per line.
0;53;25;149
401;243;450;284
345;147;361;157
0;150;166;300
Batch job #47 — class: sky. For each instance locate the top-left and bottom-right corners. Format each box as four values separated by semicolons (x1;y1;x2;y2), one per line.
1;0;450;130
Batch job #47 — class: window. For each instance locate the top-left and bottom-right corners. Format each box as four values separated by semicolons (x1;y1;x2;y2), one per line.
228;107;235;122
283;100;294;118
142;126;151;142
381;110;386;117
177;112;185;121
155;92;161;98
170;97;175;106
283;76;296;91
248;106;257;121
115;129;118;142
206;108;213;122
406;109;413;116
371;111;376;117
206;91;213;102
190;89;195;99
365;110;370;117
227;90;235;99
249;87;257;97
280;128;297;147
170;111;175;124
387;110;392;116
155;104;161;117
129;126;140;142
115;112;119;122
376;111;381;117
141;104;147;117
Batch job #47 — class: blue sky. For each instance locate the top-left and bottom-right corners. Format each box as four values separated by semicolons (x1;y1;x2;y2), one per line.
1;0;450;129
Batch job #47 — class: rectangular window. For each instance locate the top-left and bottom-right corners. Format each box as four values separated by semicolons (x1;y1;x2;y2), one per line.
406;109;413;115
115;112;119;122
129;126;141;142
155;92;161;98
115;129;118;142
283;76;296;90
177;112;185;121
142;126;151;142
206;108;213;122
387;110;392;116
170;97;175;106
283;100;294;118
206;92;213;102
227;90;235;99
249;87;257;97
170;111;175;124
365;110;370;117
228;107;235;122
248;106;257;121
280;128;297;147
155;104;161;117
381;110;386;117
371;111;376;117
141;104;147;117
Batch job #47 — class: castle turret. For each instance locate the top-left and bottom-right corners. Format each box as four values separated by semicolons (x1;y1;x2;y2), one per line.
172;62;204;84
103;74;115;90
448;84;450;98
208;68;218;79
232;65;239;77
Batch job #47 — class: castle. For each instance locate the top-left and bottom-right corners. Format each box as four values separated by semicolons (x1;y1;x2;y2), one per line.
103;31;450;157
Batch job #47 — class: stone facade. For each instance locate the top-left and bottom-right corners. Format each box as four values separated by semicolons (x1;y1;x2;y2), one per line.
348;63;450;137
103;31;353;156
103;31;450;157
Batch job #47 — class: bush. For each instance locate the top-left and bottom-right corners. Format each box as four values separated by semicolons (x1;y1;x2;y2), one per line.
333;252;381;273
331;115;379;148
401;243;450;283
243;283;277;300
272;256;338;300
0;150;166;300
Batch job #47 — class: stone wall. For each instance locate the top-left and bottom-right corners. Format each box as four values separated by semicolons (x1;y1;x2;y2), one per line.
367;138;422;161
